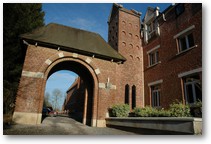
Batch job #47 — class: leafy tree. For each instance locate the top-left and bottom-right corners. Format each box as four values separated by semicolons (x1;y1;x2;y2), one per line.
3;3;45;114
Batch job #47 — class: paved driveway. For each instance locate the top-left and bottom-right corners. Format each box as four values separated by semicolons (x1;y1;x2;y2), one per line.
4;116;136;135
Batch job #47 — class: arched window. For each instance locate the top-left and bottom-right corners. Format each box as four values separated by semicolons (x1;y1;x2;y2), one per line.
125;84;129;104
122;31;126;36
130;55;133;60
122;21;126;25
122;42;126;47
129;44;133;49
132;85;136;109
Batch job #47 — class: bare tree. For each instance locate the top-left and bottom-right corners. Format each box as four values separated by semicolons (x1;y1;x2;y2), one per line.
52;89;62;111
43;92;52;107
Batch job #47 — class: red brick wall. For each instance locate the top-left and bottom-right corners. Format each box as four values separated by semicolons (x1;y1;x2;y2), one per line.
14;43;119;125
143;4;202;108
14;4;202;126
108;8;144;109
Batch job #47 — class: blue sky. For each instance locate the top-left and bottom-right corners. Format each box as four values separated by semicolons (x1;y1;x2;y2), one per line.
42;3;171;110
45;70;78;110
42;3;171;41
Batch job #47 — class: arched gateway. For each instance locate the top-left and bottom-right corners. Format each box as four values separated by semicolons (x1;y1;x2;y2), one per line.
13;23;126;127
12;5;146;127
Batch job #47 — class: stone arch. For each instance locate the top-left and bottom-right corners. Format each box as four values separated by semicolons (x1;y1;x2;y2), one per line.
13;50;101;127
38;51;102;80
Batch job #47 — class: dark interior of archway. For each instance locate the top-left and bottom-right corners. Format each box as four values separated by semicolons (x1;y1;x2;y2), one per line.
47;61;94;126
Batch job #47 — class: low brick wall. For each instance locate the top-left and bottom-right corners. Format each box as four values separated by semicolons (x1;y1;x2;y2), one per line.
106;117;202;135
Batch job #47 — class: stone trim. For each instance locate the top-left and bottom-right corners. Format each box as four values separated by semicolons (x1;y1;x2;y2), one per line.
99;83;106;88
99;82;116;90
106;117;202;134
45;59;52;65
95;68;100;75
13;112;42;124
22;71;44;78
174;25;195;39
148;79;163;86
178;67;202;78
91;119;97;127
58;52;64;58
85;57;92;64
96;119;106;127
72;53;78;58
147;45;160;54
111;85;117;90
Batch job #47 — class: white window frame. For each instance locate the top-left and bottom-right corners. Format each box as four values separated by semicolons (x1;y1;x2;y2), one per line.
152;88;160;107
184;79;201;104
178;33;195;52
148;50;160;67
147;45;161;67
174;25;197;54
148;80;163;108
147;21;156;40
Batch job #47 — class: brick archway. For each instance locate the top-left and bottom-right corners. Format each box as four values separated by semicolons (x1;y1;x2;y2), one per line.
43;57;99;127
13;22;128;127
13;45;100;127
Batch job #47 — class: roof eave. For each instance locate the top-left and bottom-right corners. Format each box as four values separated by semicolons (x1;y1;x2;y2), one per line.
21;37;126;63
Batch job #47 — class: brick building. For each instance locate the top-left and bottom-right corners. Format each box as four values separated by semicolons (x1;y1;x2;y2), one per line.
62;77;85;123
13;3;202;127
142;3;202;108
108;3;144;109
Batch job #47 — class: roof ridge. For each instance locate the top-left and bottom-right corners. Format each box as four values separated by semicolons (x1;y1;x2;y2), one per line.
47;23;101;38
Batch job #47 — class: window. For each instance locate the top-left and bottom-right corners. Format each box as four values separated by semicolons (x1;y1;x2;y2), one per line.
132;85;136;109
147;21;156;40
122;21;126;25
178;33;195;52
175;3;185;16
151;85;161;107
183;75;202;104
129;44;133;49
125;84;129;104
130;55;133;60
122;42;126;47
149;50;159;66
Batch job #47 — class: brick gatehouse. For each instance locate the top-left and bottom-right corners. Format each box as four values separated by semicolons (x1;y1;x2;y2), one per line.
13;3;202;127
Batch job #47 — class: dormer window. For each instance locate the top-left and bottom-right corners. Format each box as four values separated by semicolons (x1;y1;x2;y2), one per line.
143;7;160;44
147;21;156;40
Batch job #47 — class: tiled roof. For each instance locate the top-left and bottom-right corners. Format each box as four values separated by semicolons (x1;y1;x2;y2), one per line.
20;23;126;62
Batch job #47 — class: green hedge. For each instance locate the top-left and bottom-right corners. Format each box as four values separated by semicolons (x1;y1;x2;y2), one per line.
111;104;130;117
134;101;191;117
169;101;191;117
110;101;192;117
133;106;171;117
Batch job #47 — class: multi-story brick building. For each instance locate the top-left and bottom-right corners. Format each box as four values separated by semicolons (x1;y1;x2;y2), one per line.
13;3;202;127
142;3;202;108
